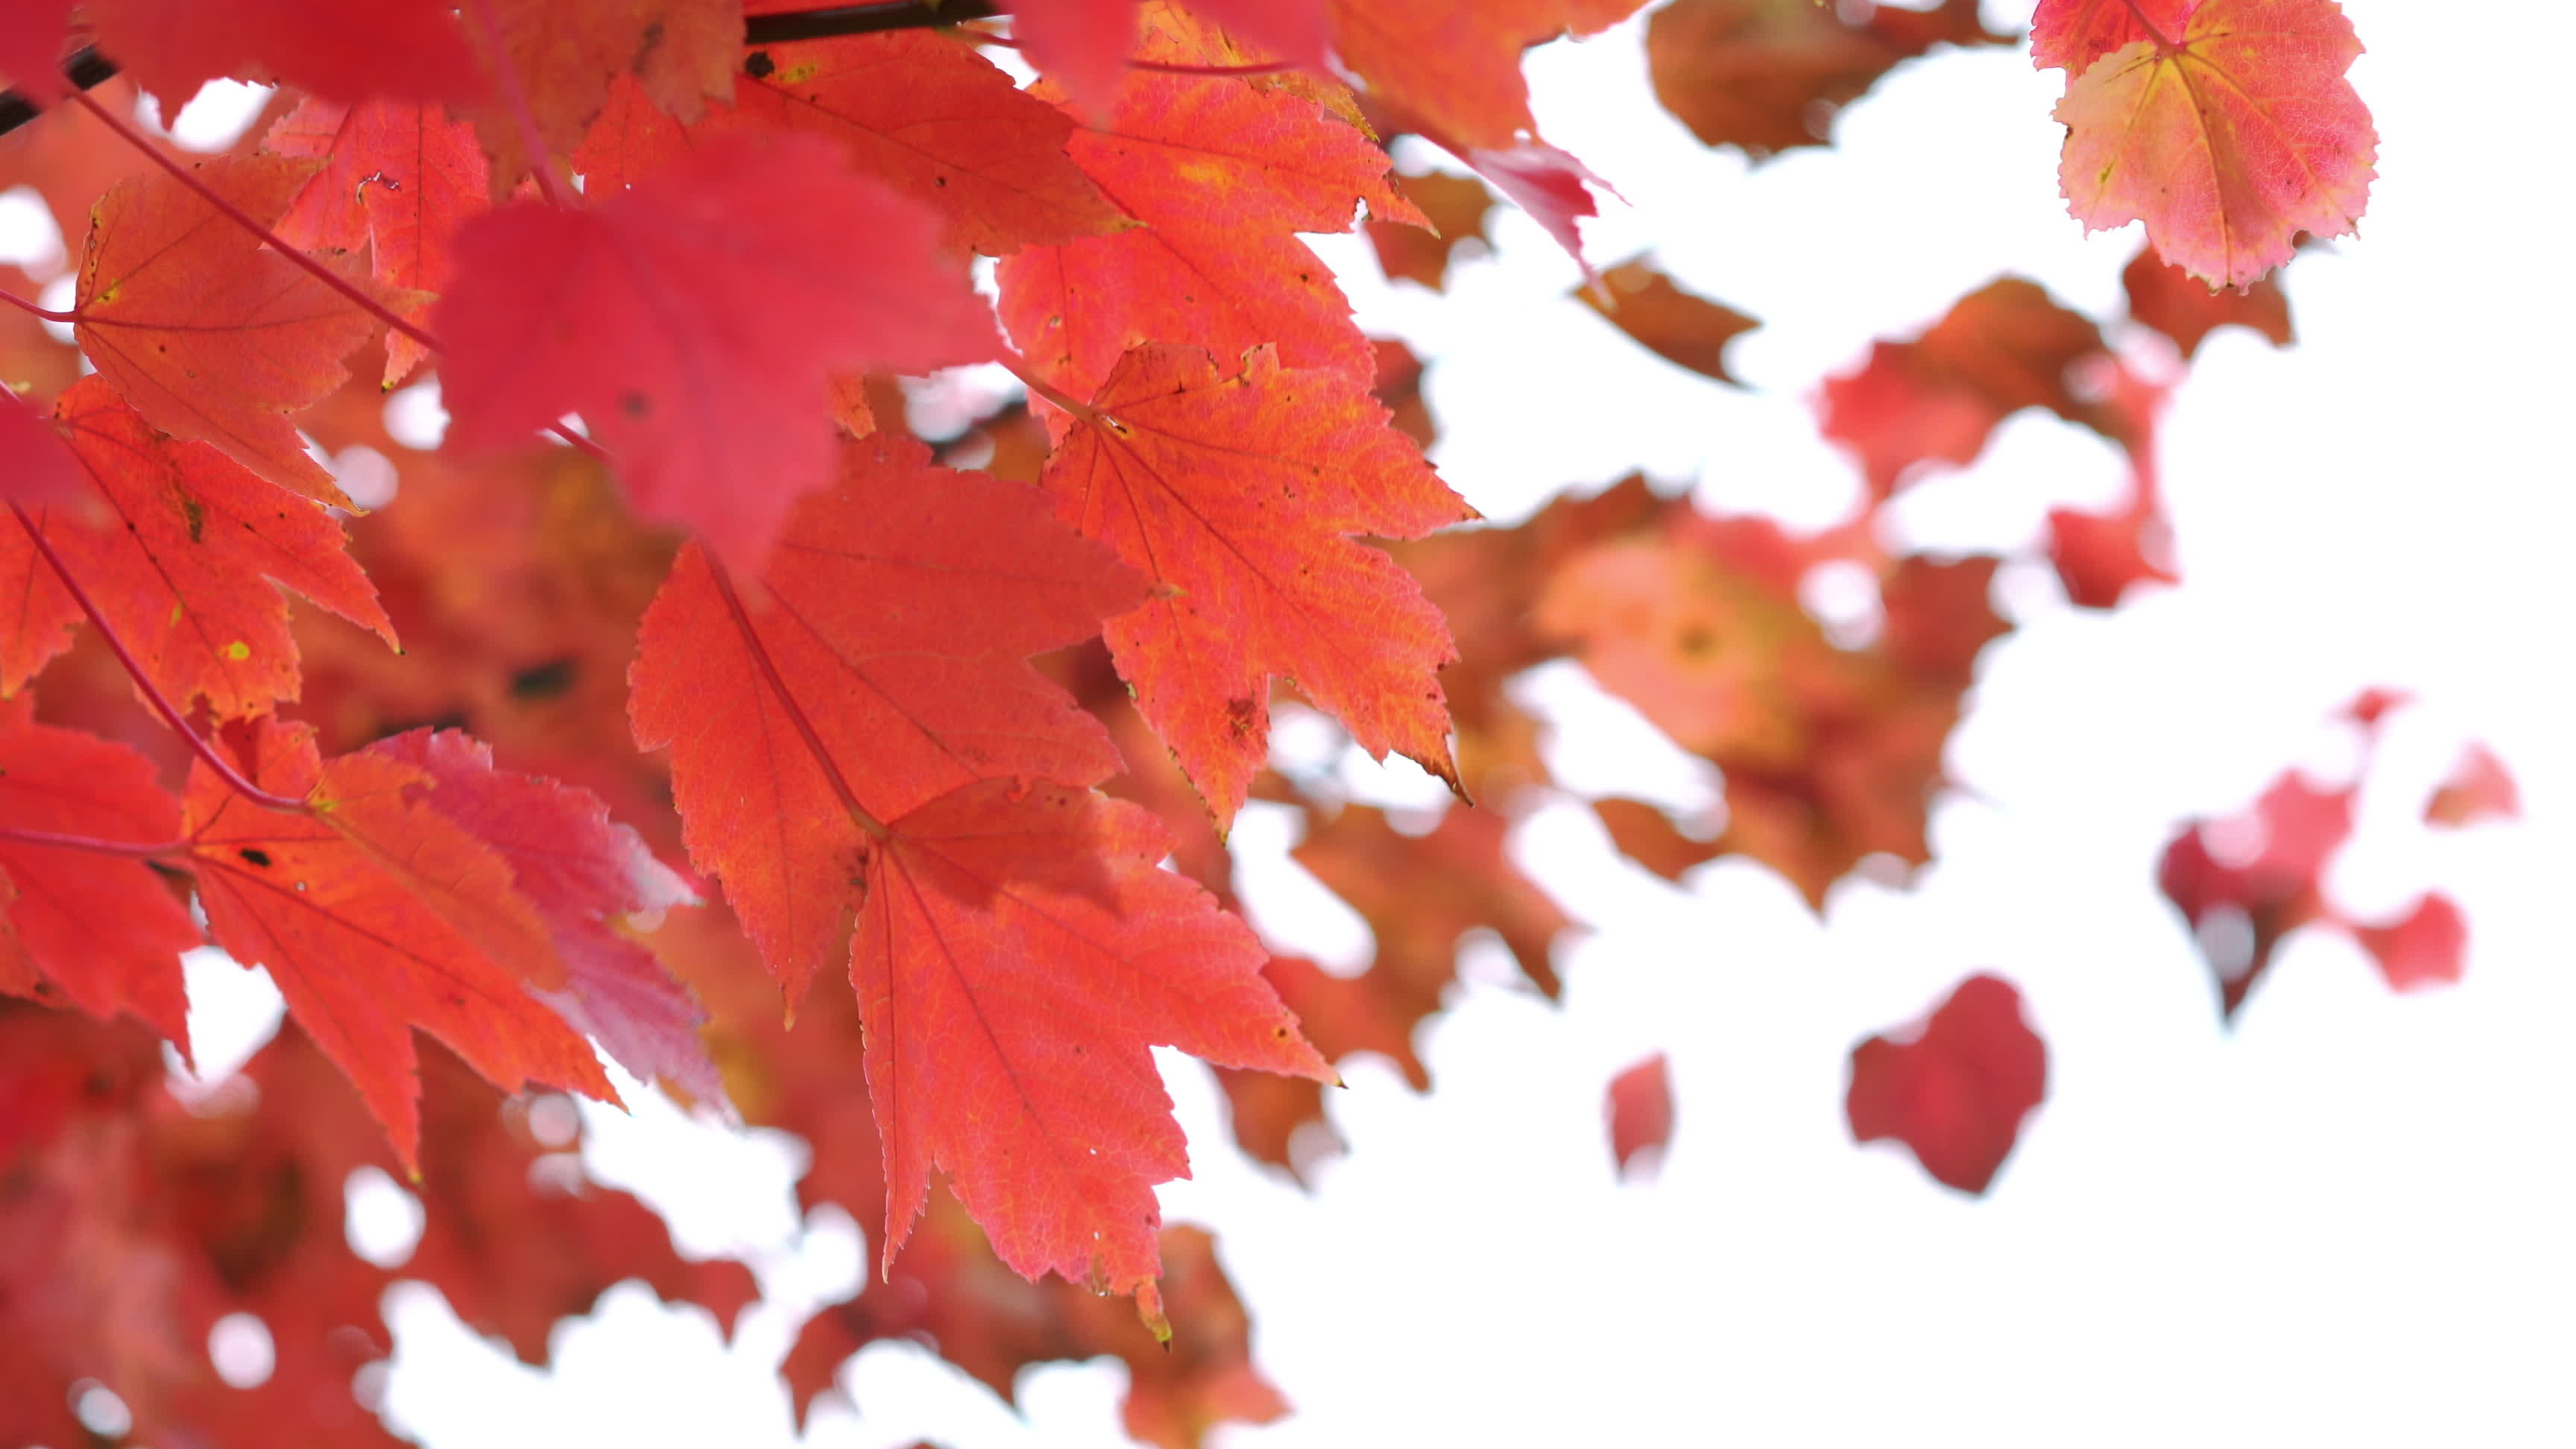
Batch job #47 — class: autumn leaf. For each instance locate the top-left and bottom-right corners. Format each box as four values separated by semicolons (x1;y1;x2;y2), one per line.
0;378;396;720
267;96;490;386
2349;893;2467;994
2157;767;2352;1018
2054;0;2375;290
74;153;384;504
631;434;1147;1010
1606;1051;1673;1178
1328;0;1644;152
1040;343;1474;826
997;11;1415;399
2029;0;2155;72
1367;169;1493;290
469;0;741;192
2426;742;2518;828
1575;256;1760;384
1846;973;2046;1195
78;0;482;106
0;708;199;1049
684;33;1131;256
1648;0;2008;158
0;388;80;506
2123;241;2294;359
436;131;998;570
180;719;613;1171
363;729;725;1110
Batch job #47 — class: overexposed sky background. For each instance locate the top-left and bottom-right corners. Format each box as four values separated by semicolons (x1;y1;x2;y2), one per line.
10;1;2569;1444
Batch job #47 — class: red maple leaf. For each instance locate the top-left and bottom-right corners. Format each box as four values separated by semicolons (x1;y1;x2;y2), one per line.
631;433;1327;1309
75;0;482;107
179;720;614;1171
2350;893;2467;994
1328;0;1644;152
997;9;1416;399
436;132;998;570
74;154;386;503
0;704;199;1049
1040;343;1473;826
2426;742;2519;828
1847;973;2047;1195
2054;0;2375;289
266;96;490;386
1606;1051;1673;1177
1;378;396;719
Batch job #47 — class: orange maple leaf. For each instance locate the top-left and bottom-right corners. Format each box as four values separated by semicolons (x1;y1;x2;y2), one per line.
1042;343;1474;827
73;154;385;504
2053;0;2375;289
181;720;614;1172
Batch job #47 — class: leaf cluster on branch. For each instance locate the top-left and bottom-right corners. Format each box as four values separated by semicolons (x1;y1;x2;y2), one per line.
0;2;2483;1447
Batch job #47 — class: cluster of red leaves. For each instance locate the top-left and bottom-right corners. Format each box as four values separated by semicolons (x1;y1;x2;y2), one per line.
0;0;2408;1445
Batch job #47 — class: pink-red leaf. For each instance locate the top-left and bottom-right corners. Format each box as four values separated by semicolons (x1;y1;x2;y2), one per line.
1847;973;2046;1195
2349;893;2467;994
78;0;482;105
2426;742;2518;828
2053;0;2375;290
1039;343;1474;826
1605;1051;1673;1178
437;132;998;570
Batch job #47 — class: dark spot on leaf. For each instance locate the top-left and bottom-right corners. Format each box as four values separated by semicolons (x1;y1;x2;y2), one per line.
620;390;651;418
745;50;775;78
508;656;578;700
238;848;272;868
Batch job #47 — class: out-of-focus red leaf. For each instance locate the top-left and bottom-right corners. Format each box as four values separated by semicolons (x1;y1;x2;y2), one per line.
0;1;75;103
2349;892;2467;994
1847;973;2046;1195
1648;0;2008;158
0;389;80;506
73;154;382;504
1606;1051;1673;1177
0;710;197;1047
2426;742;2518;827
78;0;482;106
1368;169;1493;290
1593;797;1727;883
469;0;739;191
1456;138;1612;273
1;378;396;720
437;132;997;571
2157;769;2353;1018
1038;343;1472;827
2123;242;2294;360
2055;0;2375;289
1576;256;1759;384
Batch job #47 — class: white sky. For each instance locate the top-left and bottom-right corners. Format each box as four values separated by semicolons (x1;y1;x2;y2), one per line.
12;1;2568;1445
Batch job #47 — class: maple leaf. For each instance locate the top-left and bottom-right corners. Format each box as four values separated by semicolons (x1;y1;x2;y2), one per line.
2123;241;2294;359
2029;0;2156;72
364;729;725;1110
436;131;998;570
1039;343;1474;826
470;0;741;192
1453;138;1613;273
2054;0;2375;290
1366;168;1494;290
76;0;484;106
997;19;1415;400
1214;954;1432;1175
180;719;614;1171
267;96;490;386
2349;892;2467;995
0;0;75;104
2426;742;2518;828
0;388;80;506
1606;1051;1673;1178
0;378;397;721
1846;973;2047;1195
631;434;1146;1008
1648;0;2008;158
1591;796;1726;884
618;32;1134;256
2157;768;2352;1018
0;708;199;1048
1328;0;1644;152
74;153;386;504
1575;256;1760;385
